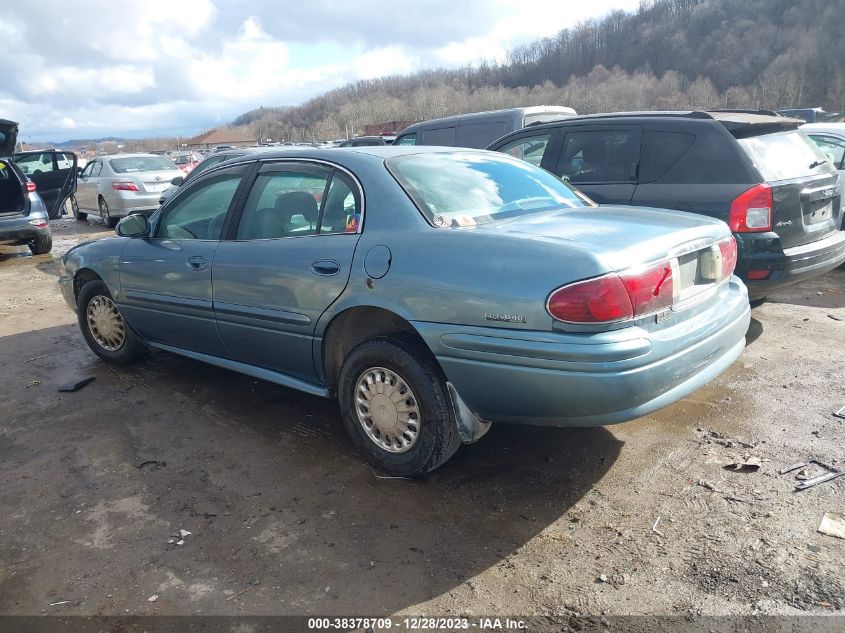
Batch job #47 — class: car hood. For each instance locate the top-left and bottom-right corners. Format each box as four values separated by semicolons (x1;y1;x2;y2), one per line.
0;119;18;157
478;204;731;271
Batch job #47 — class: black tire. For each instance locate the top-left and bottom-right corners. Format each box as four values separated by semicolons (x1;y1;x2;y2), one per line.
28;233;52;255
337;338;461;477
77;279;147;364
99;196;117;227
71;194;87;221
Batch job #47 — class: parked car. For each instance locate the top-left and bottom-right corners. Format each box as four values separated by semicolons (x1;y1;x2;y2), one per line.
171;151;203;174
488;110;845;299
0;118;75;255
394;106;577;149
13;150;78;219
338;136;387;147
157;147;275;206
74;153;183;226
59;147;750;476
802;123;845;180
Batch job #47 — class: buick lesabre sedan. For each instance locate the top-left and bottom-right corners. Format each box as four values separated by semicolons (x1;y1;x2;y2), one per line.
59;147;751;476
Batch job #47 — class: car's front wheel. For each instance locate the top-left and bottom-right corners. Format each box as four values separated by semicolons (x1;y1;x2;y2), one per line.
77;279;146;364
337;338;461;477
70;194;87;221
99;197;117;228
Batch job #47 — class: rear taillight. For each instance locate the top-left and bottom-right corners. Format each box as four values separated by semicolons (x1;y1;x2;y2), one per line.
729;183;772;232
26;181;36;193
718;236;737;279
548;260;673;324
112;181;139;191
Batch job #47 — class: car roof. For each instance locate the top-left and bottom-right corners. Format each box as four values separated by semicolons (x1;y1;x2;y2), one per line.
225;145;483;162
98;153;169;159
801;122;845;135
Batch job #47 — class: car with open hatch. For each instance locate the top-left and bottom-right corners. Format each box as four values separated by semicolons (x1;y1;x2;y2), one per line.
488;110;845;299
58;146;750;476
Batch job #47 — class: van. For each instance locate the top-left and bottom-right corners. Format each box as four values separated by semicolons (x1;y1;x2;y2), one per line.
393;106;576;149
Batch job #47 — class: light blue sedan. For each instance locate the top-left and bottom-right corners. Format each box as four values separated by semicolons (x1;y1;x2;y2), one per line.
59;147;750;476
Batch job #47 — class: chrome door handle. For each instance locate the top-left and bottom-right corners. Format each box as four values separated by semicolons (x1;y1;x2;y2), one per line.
186;255;207;271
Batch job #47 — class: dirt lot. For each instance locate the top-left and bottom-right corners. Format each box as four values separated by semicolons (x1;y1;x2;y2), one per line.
1;216;844;620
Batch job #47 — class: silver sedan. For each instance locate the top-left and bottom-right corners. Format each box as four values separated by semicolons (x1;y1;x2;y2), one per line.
74;154;184;226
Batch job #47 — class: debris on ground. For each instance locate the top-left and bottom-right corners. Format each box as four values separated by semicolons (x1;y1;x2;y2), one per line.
818;513;845;539
827;314;842;321
723;455;762;472
703;430;756;449
147;595;158;602
57;376;95;393
167;529;191;546
137;460;166;471
25;353;53;363
225;586;252;601
48;600;71;606
651;516;664;537
780;458;844;491
833;405;845;420
697;479;724;493
26;380;40;388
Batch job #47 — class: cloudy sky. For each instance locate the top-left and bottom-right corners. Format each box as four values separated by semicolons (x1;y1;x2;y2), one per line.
1;0;639;142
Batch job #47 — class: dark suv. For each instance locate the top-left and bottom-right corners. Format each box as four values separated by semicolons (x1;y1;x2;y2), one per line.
488;110;845;299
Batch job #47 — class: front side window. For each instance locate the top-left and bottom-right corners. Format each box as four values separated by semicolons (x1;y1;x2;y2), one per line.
556;130;634;183
395;134;417;146
14;153;54;175
110;156;177;174
387;151;589;227
157;170;243;240
236;167;330;240
496;134;551;167
87;161;102;177
808;134;845;169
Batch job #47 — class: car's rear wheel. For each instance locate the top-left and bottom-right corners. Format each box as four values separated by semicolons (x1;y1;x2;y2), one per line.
70;194;86;221
77;279;146;364
99;197;117;228
337;338;461;477
28;233;52;255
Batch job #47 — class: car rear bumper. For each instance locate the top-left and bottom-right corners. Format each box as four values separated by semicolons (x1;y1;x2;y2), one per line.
738;229;845;298
0;214;50;245
412;277;750;427
112;191;163;216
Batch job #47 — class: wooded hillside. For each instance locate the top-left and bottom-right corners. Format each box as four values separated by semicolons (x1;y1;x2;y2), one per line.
236;0;845;142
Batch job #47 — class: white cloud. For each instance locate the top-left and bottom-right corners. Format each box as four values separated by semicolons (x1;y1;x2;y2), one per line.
0;0;641;141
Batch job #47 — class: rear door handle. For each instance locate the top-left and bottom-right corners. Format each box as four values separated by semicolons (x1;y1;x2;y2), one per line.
186;255;207;271
310;259;340;276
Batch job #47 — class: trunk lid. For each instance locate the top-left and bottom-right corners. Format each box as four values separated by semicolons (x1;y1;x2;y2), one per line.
0;119;19;157
735;128;841;249
487;205;734;309
135;170;184;194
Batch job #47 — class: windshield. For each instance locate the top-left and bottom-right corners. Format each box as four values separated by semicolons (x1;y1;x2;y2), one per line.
737;130;834;181
110;156;177;173
387;151;590;227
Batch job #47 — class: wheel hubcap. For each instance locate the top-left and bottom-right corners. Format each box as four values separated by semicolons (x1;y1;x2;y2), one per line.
100;200;109;220
86;295;125;351
355;367;421;453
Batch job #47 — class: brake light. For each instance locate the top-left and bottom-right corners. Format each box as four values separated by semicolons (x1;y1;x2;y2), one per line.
26;181;36;193
548;260;674;324
718;236;737;278
112;181;139;191
729;184;772;232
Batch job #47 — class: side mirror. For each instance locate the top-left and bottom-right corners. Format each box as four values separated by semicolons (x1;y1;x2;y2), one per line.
77;166;83;173
170;176;184;186
115;213;149;238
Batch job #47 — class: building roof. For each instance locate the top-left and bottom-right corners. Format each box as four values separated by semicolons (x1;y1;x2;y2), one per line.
184;128;257;146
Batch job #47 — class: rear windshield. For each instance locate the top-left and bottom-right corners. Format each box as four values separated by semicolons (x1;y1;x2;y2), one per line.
387;151;590;227
110;156;177;173
737;130;833;181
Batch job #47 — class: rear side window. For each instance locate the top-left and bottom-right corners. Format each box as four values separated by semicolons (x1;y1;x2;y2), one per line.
737;131;833;181
638;131;695;183
459;121;507;149
808;134;845;169
236;167;329;239
420;127;456;146
556;130;634;183
496;134;551;167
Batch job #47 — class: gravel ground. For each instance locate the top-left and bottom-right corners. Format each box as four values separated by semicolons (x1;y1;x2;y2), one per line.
0;216;843;622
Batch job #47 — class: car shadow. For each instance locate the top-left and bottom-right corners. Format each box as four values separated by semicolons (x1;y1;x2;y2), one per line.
0;324;622;615
745;316;763;346
764;267;845;310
